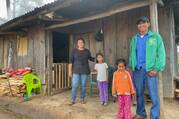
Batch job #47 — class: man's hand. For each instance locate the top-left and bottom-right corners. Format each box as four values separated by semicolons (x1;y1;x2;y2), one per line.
148;70;157;77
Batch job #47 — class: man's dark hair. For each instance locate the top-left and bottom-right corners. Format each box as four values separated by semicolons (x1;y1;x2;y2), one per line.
115;58;126;67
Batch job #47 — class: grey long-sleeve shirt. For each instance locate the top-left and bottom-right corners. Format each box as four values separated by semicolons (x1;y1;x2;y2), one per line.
71;48;95;74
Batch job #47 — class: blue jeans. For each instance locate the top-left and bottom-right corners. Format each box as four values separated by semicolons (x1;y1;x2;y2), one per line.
133;69;160;119
71;74;88;102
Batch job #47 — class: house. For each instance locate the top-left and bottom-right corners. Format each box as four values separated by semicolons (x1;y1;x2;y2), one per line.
0;0;178;98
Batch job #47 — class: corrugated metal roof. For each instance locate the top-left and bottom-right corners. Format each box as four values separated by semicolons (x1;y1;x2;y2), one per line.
0;0;123;30
0;0;178;31
0;0;64;29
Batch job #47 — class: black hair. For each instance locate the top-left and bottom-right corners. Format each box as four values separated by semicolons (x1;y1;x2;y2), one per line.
96;53;104;63
76;37;85;44
115;58;126;67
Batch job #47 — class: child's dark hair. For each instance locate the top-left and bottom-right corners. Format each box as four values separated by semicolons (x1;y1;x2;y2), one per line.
115;58;126;67
96;53;104;63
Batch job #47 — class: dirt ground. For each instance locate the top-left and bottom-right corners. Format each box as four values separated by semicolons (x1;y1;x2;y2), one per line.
0;106;31;119
0;91;179;119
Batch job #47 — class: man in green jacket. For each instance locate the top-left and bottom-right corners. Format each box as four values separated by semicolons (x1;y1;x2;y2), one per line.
129;16;166;119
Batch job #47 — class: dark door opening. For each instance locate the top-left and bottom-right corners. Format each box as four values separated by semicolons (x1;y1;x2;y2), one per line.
52;32;69;63
52;32;71;94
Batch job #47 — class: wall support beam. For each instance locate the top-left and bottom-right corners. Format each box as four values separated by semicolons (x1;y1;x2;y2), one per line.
47;0;150;29
149;0;165;118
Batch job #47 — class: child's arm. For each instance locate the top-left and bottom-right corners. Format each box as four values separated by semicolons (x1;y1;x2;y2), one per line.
106;69;108;82
105;63;108;82
127;71;135;95
112;72;117;96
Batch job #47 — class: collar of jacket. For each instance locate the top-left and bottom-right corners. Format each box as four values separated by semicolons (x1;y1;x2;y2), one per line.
134;30;156;40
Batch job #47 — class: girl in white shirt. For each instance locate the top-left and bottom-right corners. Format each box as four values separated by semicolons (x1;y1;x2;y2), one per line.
94;53;108;106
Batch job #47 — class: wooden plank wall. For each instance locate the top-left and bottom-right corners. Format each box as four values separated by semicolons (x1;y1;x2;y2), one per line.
27;27;46;85
158;7;176;98
0;37;4;68
0;27;46;93
68;6;176;98
70;20;104;69
69;7;148;67
103;15;117;65
0;35;17;69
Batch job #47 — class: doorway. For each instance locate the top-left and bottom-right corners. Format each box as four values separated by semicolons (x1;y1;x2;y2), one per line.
53;32;69;63
52;31;71;94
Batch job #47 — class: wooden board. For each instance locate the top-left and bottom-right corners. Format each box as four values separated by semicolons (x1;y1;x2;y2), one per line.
0;77;25;97
27;27;46;85
103;15;117;66
0;37;4;68
158;7;175;98
45;30;53;95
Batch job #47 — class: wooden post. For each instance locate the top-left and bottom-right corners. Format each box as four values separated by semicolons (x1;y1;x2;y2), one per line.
45;30;53;96
150;0;159;32
149;0;165;118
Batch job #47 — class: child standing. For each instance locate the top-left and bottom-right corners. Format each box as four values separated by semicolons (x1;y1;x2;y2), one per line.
94;53;108;106
112;59;135;119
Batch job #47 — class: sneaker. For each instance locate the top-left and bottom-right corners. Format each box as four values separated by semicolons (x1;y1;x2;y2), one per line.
69;101;75;106
103;102;108;106
132;115;146;119
101;101;104;105
133;101;137;106
80;99;86;104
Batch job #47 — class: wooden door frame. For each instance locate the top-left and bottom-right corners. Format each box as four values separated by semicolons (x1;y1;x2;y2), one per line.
45;30;53;96
46;30;72;95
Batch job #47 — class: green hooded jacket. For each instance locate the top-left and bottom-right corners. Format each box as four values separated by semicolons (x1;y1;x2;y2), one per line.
129;31;166;71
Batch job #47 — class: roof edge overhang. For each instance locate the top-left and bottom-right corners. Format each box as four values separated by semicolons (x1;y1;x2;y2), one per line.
47;0;150;30
0;0;81;32
46;0;167;30
1;0;177;34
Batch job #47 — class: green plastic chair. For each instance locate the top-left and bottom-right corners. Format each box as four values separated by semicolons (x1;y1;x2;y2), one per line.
23;73;42;99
